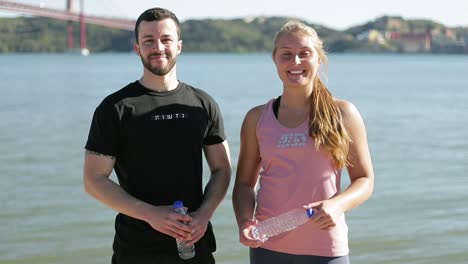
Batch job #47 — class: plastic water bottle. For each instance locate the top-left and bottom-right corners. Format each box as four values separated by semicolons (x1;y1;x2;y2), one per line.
173;200;196;260
251;208;314;242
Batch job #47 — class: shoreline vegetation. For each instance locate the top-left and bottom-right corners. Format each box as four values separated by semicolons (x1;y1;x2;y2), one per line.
1;15;467;54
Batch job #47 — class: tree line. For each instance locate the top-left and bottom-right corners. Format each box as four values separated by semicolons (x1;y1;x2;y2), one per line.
0;16;466;53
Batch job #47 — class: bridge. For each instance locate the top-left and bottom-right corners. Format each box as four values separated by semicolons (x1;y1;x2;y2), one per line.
0;0;135;54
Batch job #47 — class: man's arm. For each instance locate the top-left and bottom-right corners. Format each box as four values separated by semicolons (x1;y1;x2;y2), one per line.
83;150;193;240
185;141;232;245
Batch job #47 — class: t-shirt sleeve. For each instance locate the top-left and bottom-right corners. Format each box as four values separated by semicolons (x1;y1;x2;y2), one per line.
85;100;120;157
204;98;226;146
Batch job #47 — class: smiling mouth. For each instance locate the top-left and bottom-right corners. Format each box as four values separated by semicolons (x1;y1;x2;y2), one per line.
288;70;304;75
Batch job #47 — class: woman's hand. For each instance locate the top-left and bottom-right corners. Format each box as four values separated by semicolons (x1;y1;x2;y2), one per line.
238;219;263;248
305;200;344;230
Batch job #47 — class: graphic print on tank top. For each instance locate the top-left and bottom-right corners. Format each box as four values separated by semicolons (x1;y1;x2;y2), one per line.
276;132;308;148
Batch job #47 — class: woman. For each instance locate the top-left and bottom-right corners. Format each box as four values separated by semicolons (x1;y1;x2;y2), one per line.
232;20;374;264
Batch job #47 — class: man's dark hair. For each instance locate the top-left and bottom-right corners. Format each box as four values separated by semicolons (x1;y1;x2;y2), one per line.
134;7;180;43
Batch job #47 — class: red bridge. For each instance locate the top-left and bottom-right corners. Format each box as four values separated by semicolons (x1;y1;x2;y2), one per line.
0;0;135;54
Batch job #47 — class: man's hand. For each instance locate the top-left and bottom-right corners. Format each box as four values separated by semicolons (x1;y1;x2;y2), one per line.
145;205;194;240
183;210;210;245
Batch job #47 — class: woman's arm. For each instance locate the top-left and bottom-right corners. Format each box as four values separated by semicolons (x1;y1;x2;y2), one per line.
232;106;264;247
309;100;374;230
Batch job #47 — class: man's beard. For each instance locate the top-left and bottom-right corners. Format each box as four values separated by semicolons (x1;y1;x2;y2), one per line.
141;53;177;76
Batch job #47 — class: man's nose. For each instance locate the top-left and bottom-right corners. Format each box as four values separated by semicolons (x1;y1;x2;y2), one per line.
153;40;164;51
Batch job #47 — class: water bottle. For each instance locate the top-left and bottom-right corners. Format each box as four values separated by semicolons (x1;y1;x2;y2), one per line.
173;200;196;260
251;207;314;242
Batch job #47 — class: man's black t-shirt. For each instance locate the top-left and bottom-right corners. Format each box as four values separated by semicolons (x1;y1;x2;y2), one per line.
85;81;225;256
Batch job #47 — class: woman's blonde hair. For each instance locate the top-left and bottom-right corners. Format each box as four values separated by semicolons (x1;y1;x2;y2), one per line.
273;20;351;169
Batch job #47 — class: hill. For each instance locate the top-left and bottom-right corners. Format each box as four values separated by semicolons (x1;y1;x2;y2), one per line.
0;16;466;53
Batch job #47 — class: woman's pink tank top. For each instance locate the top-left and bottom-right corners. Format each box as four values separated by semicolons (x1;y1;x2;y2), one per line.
255;98;349;256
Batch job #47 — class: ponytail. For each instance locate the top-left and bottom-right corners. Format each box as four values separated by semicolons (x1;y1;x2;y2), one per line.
309;78;351;169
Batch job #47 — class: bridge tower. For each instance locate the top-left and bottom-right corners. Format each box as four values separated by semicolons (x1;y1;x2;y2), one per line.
79;0;89;55
66;0;88;55
66;0;73;50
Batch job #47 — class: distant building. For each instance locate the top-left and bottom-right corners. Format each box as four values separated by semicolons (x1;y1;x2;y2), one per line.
357;30;386;44
386;31;432;52
445;29;456;41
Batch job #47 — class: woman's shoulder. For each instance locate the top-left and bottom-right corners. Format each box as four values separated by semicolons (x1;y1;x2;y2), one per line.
246;97;278;118
333;98;360;119
244;104;266;124
247;104;266;116
241;103;272;134
333;98;366;132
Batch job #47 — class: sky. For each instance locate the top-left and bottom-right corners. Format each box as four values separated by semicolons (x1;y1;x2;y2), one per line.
2;0;468;29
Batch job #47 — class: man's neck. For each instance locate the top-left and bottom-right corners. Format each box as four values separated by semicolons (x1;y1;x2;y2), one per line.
139;69;179;92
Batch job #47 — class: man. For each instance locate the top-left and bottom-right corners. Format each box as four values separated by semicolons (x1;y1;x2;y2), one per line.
83;7;231;264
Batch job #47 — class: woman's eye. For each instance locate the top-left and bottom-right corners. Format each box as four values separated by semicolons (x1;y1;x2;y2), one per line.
300;51;311;57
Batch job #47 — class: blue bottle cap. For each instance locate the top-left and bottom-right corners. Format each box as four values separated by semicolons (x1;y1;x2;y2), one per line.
173;200;184;208
306;208;315;218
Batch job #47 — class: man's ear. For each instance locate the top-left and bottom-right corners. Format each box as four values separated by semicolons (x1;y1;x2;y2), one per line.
134;43;141;56
177;40;183;55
